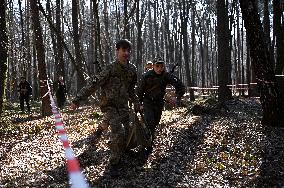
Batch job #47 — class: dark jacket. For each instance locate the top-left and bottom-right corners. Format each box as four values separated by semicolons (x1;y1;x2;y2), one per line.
18;81;32;96
54;80;66;98
136;70;185;104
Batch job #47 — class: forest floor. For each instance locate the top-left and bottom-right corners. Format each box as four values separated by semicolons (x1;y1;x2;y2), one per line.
0;96;284;188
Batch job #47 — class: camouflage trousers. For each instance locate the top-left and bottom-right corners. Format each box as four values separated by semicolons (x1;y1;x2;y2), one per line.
99;106;130;165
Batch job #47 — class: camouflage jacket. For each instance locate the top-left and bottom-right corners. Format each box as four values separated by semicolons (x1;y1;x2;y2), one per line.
73;60;139;110
136;70;185;104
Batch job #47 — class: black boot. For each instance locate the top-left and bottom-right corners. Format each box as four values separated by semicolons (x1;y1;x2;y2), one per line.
145;146;153;156
94;128;103;138
108;163;121;178
84;128;103;145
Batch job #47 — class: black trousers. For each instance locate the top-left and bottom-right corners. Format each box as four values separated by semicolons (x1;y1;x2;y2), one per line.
56;93;66;108
143;102;163;143
19;94;30;112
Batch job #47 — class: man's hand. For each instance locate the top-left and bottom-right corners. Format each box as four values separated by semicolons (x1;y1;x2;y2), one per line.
176;99;181;107
168;97;177;107
70;103;79;111
168;97;181;107
139;105;144;112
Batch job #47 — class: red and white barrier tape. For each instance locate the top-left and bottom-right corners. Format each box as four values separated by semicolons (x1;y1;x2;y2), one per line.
48;91;89;188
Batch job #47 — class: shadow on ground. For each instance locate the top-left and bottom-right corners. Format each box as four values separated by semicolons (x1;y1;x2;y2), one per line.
255;127;284;187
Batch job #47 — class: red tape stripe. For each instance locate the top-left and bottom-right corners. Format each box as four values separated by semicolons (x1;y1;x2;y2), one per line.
67;159;81;172
47;81;89;188
57;129;66;135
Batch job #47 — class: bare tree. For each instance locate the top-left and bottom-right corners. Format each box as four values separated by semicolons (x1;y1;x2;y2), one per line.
179;0;194;101
92;0;104;68
102;0;112;63
191;5;196;86
0;0;8;114
239;0;284;126
18;0;27;76
30;0;52;116
72;0;85;92
135;0;147;75
217;0;232;102
56;0;65;78
273;0;284;74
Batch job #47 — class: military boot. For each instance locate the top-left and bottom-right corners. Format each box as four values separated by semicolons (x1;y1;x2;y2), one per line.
108;155;122;178
145;146;153;156
94;128;103;138
109;163;121;177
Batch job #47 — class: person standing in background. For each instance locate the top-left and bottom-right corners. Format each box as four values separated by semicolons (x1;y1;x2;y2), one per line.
18;76;32;113
54;75;66;109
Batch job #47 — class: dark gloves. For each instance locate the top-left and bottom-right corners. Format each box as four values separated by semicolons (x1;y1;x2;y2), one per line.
176;99;181;107
169;96;181;107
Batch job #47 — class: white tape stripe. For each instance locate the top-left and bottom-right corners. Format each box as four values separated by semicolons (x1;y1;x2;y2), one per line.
69;172;89;188
55;118;62;123
65;148;75;160
56;125;65;130
59;134;68;141
53;112;59;116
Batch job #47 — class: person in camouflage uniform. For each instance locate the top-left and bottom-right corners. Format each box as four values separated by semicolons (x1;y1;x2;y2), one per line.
136;57;185;155
71;39;140;176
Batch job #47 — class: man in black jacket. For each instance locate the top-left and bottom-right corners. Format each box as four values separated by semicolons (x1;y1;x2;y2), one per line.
18;77;32;112
136;57;185;155
54;75;66;109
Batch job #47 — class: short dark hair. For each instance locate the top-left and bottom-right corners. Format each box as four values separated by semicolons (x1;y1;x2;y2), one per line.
116;39;132;50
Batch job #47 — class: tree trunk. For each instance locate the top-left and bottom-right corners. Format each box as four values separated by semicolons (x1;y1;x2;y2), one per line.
0;0;8;115
217;0;232;102
25;0;33;99
46;0;58;80
263;0;270;48
239;0;284;126
115;0;121;39
273;0;284;74
154;1;160;57
148;2;155;59
180;0;194;101
236;2;242;96
123;0;130;39
37;2;85;83
93;0;104;67
56;0;65;78
30;0;52;116
72;0;85;92
32;46;39;100
103;0;112;63
136;0;147;75
18;0;27;77
191;6;196;86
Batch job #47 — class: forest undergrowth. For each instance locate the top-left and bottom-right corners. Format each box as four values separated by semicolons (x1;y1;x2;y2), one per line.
0;97;283;187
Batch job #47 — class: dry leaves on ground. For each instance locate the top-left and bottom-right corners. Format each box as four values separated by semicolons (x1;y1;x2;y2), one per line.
0;98;283;187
